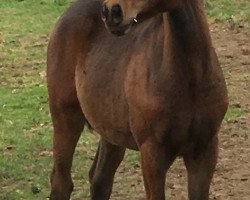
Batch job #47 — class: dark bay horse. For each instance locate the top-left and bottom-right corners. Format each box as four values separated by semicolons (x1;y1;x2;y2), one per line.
47;0;228;199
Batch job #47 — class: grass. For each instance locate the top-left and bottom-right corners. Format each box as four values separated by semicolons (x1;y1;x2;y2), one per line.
206;0;250;27
0;0;249;199
224;107;246;122
0;1;86;199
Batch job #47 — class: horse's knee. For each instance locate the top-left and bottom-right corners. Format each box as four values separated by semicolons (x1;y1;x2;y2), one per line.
50;185;73;200
50;189;71;200
50;170;74;200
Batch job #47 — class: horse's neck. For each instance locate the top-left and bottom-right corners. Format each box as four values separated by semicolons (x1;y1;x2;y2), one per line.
163;1;212;75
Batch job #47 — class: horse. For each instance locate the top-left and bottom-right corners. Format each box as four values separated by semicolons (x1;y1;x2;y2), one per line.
47;0;228;199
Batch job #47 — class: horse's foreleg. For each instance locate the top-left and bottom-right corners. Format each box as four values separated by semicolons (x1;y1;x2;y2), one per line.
49;103;84;200
140;138;177;200
90;138;125;200
183;136;218;200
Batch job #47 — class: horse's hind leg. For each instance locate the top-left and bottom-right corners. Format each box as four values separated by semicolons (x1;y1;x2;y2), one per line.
90;138;125;200
140;138;177;200
183;136;218;200
49;99;84;200
89;142;100;183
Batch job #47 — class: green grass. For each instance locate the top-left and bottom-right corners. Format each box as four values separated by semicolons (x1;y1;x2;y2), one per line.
206;0;250;27
0;0;249;199
0;1;82;199
224;107;246;122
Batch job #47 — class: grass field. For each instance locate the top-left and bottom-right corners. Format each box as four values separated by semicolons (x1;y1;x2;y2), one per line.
0;0;249;199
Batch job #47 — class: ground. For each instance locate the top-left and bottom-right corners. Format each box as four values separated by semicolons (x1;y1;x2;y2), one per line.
0;1;249;200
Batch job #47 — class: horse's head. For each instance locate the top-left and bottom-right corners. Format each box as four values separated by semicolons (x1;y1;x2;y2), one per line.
101;0;178;36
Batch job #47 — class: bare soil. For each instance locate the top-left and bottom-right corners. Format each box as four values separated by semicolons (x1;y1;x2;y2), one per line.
107;23;250;200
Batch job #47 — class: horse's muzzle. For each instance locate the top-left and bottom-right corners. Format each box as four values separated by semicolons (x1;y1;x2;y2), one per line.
102;3;134;36
102;3;123;26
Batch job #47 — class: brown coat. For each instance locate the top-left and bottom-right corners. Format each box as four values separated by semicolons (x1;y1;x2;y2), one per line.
47;0;228;199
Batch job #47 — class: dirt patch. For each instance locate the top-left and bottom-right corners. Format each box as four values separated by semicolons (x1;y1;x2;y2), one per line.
108;23;250;200
209;23;250;200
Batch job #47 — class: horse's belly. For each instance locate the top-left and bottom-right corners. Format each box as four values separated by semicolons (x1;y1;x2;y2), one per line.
75;64;138;150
